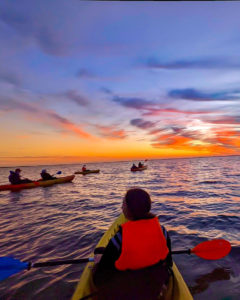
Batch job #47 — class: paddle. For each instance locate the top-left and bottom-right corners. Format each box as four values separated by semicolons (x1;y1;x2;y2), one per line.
0;257;94;281
52;171;62;176
172;239;231;260
0;239;231;281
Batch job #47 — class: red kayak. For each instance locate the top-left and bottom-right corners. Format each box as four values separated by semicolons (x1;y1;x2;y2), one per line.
0;175;75;191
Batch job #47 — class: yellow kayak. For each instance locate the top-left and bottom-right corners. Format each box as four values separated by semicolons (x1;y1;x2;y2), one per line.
72;214;193;300
74;170;100;175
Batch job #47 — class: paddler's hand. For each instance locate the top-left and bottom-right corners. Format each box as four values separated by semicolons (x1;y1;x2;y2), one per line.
94;247;105;263
94;254;102;264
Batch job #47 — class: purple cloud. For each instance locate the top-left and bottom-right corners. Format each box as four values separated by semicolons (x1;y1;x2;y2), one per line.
0;8;68;56
145;57;240;70
100;87;113;94
0;71;22;86
130;118;156;129
168;88;240;101
0;97;38;113
65;90;89;106
113;96;154;109
76;69;96;78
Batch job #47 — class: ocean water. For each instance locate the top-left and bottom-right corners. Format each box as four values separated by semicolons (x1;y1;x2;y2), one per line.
0;156;239;300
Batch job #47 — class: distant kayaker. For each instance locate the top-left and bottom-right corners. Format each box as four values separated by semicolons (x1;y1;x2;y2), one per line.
82;165;90;172
8;169;33;185
93;188;172;298
40;169;56;181
131;163;137;171
138;162;143;168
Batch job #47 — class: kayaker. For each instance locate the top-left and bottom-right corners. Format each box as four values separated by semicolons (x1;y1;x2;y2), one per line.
8;169;33;185
93;188;172;299
138;162;143;168
82;165;90;172
131;163;137;171
40;169;56;181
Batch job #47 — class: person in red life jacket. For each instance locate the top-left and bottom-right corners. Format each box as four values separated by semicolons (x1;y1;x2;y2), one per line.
138;161;143;168
82;164;91;172
93;188;173;299
8;169;33;185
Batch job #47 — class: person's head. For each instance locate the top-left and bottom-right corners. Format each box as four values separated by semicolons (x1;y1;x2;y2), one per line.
15;168;21;174
122;188;153;220
41;169;46;173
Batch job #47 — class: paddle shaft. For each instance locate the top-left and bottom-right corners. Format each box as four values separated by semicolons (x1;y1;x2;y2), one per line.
171;249;191;255
31;258;94;269
30;249;190;269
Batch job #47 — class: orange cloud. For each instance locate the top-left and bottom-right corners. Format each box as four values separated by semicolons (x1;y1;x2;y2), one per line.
1;98;94;139
143;107;215;116
96;125;127;140
152;134;192;148
214;128;240;148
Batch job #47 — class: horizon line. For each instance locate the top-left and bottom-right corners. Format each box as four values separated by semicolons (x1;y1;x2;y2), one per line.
0;154;240;169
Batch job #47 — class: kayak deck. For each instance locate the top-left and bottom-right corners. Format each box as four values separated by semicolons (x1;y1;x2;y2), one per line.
72;214;193;300
0;175;75;191
74;170;100;175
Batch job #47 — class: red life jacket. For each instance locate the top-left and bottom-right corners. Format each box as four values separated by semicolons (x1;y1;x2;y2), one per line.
115;217;169;271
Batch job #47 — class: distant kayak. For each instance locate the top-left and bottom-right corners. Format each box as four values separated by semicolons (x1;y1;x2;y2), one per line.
0;175;75;191
74;169;100;175
131;166;148;172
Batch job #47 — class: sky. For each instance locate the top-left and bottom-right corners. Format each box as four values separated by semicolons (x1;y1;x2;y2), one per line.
1;1;240;166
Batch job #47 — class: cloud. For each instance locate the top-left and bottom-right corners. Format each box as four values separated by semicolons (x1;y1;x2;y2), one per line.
142;107;211;116
151;134;192;148
0;98;38;113
130;118;156;129
76;69;96;78
206;115;240;125
149;118;240;154
96;125;127;140
0;7;68;56
148;128;169;135
0;71;22;86
64;90;89;106
168;88;240;101
145;57;240;70
100;87;113;95
113;96;155;109
112;94;216;116
0;97;93;139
